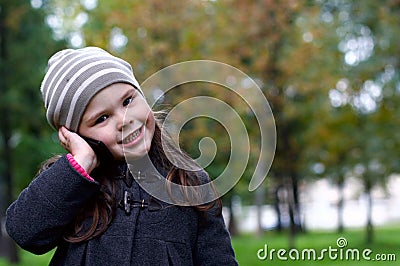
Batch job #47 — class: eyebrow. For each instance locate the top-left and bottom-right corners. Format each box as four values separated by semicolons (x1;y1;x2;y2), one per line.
85;89;137;124
125;88;137;99
85;110;104;126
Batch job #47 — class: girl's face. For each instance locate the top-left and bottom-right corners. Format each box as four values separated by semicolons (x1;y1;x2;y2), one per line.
78;83;155;161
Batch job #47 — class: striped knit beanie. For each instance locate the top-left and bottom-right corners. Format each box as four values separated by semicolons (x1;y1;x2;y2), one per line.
40;46;143;132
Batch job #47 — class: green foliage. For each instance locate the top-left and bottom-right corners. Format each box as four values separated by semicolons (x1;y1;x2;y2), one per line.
0;1;66;196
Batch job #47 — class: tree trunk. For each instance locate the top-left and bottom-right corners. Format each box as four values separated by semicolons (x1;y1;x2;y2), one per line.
337;177;345;233
254;185;265;237
290;174;303;232
227;195;238;237
287;180;296;249
274;185;283;232
365;187;373;244
288;199;296;249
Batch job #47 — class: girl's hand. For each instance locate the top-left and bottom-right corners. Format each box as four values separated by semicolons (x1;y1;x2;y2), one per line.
58;126;99;174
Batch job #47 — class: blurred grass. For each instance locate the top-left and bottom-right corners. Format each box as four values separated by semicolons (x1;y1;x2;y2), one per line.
0;249;54;266
232;224;400;265
0;224;399;265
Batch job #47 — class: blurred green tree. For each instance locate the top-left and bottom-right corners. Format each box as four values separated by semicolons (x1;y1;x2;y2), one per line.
0;0;65;262
301;0;400;243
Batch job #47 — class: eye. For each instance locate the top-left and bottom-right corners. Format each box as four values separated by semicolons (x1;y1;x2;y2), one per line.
95;114;108;125
123;96;133;107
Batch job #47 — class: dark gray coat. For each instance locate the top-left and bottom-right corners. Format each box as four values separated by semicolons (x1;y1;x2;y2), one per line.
6;156;238;265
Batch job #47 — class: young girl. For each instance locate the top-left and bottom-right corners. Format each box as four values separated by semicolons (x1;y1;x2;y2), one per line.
6;47;238;265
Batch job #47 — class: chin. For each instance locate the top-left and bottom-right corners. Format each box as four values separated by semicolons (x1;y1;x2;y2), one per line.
124;148;151;162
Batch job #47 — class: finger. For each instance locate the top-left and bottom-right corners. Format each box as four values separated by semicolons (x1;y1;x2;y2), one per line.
58;127;65;140
58;127;71;150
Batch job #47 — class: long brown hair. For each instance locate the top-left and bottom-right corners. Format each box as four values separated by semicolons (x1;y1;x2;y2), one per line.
38;114;221;243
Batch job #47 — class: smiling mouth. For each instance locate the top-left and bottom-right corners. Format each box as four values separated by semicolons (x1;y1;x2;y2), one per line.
122;126;143;144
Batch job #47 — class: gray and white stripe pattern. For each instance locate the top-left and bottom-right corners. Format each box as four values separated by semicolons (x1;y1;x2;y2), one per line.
40;46;142;132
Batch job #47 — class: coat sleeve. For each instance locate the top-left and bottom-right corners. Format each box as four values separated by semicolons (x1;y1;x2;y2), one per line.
5;155;99;255
193;205;238;266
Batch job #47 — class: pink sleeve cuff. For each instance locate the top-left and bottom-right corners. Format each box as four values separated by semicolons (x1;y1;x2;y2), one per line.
66;154;95;182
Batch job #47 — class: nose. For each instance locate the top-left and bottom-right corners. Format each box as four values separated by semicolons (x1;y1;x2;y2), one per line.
117;110;131;131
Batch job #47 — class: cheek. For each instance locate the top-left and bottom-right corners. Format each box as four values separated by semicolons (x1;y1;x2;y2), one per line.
146;112;156;133
100;133;115;147
85;129;115;146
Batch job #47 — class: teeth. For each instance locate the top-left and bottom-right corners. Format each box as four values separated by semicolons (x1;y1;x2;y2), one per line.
122;127;142;144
